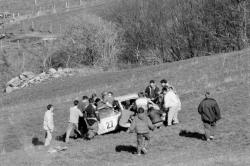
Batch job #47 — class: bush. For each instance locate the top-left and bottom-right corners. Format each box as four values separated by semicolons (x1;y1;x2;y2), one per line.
49;14;124;69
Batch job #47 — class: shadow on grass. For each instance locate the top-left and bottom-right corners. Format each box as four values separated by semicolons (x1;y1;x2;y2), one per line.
179;130;205;140
55;131;84;142
32;137;44;146
115;145;137;154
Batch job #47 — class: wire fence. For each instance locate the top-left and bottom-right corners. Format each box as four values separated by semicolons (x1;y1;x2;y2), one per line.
1;0;110;33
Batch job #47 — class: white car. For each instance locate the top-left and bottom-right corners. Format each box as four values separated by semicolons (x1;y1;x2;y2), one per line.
97;93;138;135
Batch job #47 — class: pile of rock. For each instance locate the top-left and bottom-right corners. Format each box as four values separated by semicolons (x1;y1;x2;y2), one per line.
4;68;77;93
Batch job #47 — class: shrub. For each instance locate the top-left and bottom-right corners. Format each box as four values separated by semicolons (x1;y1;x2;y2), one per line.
49;14;124;69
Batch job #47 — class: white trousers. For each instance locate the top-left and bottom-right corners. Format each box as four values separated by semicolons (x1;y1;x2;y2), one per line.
119;122;131;128
45;130;52;146
168;107;179;126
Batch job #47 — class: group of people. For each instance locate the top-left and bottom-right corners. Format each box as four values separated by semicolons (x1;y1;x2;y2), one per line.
43;79;221;156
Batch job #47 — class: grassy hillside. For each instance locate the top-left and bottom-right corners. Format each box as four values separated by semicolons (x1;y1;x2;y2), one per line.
0;48;249;165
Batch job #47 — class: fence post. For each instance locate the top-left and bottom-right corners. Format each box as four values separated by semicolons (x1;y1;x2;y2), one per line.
0;40;3;51
65;1;69;8
37;6;41;16
17;40;20;49
80;0;82;6
31;21;35;31
59;24;62;34
52;3;56;13
49;23;53;33
22;52;25;72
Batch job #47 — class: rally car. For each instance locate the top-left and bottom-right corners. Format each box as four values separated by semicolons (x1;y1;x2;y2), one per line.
97;93;138;135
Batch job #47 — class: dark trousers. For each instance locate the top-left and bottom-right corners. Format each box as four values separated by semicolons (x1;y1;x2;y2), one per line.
203;122;216;139
137;133;150;154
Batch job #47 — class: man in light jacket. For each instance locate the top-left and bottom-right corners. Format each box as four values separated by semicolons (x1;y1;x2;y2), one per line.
43;104;54;146
65;100;83;143
198;91;221;141
162;87;181;126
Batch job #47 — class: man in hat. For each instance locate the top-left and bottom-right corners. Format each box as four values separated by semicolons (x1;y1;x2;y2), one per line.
160;79;176;93
198;91;221;141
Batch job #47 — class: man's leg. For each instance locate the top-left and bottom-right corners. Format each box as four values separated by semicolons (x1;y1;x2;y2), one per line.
87;122;98;139
65;123;73;143
119;122;131;129
142;133;150;154
210;123;216;139
137;134;143;155
173;107;179;124
44;130;52;146
168;107;175;126
203;122;211;140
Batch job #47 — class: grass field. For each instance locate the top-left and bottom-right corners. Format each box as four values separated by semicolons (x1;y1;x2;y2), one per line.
0;48;249;165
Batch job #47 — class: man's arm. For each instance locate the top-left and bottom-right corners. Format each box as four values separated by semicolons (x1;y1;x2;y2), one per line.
78;109;83;117
163;94;170;109
48;114;54;132
214;102;221;121
129;118;136;132
145;86;150;98
198;102;202;114
147;117;155;131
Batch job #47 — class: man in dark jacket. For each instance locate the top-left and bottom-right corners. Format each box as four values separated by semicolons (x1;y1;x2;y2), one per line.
84;98;100;140
77;96;89;136
198;91;221;141
145;80;160;103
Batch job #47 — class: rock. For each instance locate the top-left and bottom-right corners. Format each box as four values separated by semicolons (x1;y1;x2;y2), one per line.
22;71;35;79
62;68;72;73
7;77;22;87
19;74;27;81
5;68;77;93
5;86;13;93
52;73;61;78
57;67;63;72
48;68;57;74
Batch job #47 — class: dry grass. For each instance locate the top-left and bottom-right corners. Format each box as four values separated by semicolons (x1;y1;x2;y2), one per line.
0;48;250;165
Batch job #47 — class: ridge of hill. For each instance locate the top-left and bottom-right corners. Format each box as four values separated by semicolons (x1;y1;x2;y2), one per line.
1;48;249;108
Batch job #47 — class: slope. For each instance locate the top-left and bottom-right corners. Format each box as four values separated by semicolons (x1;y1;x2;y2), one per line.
0;48;249;165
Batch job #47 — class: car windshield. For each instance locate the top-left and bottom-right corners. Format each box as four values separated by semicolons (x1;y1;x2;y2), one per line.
121;99;136;110
98;107;117;119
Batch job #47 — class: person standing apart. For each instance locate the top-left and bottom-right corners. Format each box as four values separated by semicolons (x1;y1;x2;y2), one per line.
162;87;181;126
43;104;54;146
198;91;221;141
65;100;83;143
